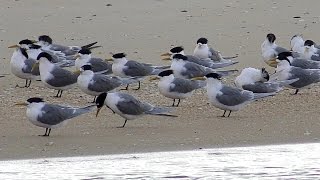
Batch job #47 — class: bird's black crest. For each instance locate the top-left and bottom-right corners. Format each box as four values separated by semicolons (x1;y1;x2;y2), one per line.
37;52;53;62
78;48;92;55
96;92;107;108
196;37;208;44
112;53;126;59
277;52;292;60
205;73;222;80
170;46;184;53
19;39;34;45
27;97;44;103
81;64;92;71
29;44;42;49
20;48;29;59
38;35;53;44
172;54;187;60
304;40;314;47
158;70;174;77
266;33;276;43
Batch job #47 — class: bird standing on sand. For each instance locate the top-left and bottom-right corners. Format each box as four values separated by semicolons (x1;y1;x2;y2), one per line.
150;70;206;107
196;73;275;117
166;54;237;79
110;53;169;90
161;46;238;69
193;37;238;61
77;65;139;102
75;48;112;74
261;33;289;67
15;97;94;136
8;46;40;88
235;67;298;93
273;55;320;94
95;92;177;128
33;52;79;97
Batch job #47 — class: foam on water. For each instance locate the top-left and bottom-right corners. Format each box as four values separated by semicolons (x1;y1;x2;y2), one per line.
1;143;320;179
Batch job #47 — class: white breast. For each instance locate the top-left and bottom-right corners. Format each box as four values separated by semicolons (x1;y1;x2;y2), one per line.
112;60;127;77
171;60;187;78
77;72;98;96
194;46;209;59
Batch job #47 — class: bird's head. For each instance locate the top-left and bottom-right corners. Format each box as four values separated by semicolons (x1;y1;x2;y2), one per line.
15;97;44;107
266;33;276;43
95;92;107;117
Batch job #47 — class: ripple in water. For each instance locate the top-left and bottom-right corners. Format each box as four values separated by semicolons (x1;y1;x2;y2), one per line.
0;143;320;179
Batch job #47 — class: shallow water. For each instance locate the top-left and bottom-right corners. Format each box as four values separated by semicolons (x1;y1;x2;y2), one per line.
1;143;320;179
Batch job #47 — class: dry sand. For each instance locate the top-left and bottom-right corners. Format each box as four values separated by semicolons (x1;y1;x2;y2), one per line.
1;0;320;160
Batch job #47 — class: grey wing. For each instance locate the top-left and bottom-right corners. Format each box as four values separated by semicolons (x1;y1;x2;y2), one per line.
116;93;145;115
88;74;121;92
46;67;78;87
291;59;320;69
216;86;254;106
289;67;320;88
22;58;39;75
186;55;237;69
37;104;90;125
242;82;280;93
50;44;70;52
209;47;221;61
310;55;320;61
123;61;153;77
169;78;199;93
181;62;207;78
89;58;112;73
275;46;289;54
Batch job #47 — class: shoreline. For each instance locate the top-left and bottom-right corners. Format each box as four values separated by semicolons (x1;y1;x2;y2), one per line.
1;0;320;160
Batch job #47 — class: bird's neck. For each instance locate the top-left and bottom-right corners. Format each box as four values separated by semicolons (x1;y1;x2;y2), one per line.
81;70;94;76
114;57;127;64
207;79;222;93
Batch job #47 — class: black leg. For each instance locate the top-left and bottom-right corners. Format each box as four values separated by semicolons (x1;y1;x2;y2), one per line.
134;81;141;90
55;90;60;97
121;84;129;90
227;111;232;117
172;99;176;107
294;89;299;95
39;128;49;136
47;128;51;136
117;119;128;128
176;99;181;107
26;80;32;88
24;79;28;87
221;110;226;117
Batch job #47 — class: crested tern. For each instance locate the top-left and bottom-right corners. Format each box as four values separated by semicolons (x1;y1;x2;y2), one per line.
235;67;298;93
151;69;206;107
75;48;112;74
95;92;177;128
8;46;40;88
34;52;79;97
301;40;320;61
277;51;320;69
77;64;139;102
193;37;238;61
202;73;275;117
110;53;169;90
261;33;289;67
16;97;94;136
167;54;238;79
161;46;238;69
274;55;320;94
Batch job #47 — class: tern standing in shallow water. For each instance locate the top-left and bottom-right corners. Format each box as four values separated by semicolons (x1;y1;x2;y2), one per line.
16;97;94;136
34;52;79;97
198;73;275;117
151;70;206;107
110;53;169;90
95;92;177;128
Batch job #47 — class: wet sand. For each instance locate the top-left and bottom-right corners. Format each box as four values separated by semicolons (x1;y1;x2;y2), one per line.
1;0;320;160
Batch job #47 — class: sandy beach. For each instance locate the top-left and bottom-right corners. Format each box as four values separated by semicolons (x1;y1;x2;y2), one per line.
1;0;320;160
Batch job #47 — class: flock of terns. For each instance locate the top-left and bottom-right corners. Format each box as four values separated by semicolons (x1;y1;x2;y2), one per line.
6;33;320;136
